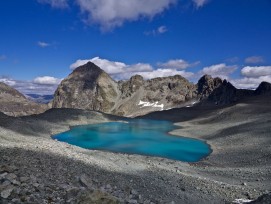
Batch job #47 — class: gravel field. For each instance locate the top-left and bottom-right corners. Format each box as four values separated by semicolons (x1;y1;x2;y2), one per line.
0;97;271;203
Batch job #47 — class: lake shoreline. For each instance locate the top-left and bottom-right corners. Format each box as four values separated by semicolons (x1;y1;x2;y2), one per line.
53;119;211;163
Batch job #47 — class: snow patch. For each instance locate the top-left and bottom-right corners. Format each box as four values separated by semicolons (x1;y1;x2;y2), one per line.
186;100;199;108
232;198;253;204
138;100;164;110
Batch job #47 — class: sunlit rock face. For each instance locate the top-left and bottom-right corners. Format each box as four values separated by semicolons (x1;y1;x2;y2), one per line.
51;62;197;117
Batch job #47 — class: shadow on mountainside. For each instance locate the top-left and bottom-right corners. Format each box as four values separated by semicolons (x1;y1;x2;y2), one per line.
0;108;125;137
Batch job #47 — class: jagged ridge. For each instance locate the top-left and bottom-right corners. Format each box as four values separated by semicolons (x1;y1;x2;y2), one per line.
51;62;271;117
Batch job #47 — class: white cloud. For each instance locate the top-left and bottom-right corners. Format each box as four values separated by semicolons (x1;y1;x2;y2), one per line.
0;77;16;86
38;41;50;48
34;76;62;85
199;63;237;79
75;0;176;30
232;66;271;89
0;77;59;95
70;57;195;80
192;0;209;8
241;66;271;78
158;59;200;70
37;0;68;8
158;26;167;34
245;56;264;64
37;0;213;30
144;25;168;36
70;57;153;80
0;55;7;61
232;76;271;89
130;69;194;80
70;57;153;76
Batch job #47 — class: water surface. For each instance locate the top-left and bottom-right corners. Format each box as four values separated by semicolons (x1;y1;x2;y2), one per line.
53;119;211;162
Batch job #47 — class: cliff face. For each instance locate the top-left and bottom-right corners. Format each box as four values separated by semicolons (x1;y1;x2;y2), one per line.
52;62;119;113
197;75;255;105
0;82;47;116
114;75;197;116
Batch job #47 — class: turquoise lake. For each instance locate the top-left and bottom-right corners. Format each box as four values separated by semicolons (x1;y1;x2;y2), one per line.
53;119;211;162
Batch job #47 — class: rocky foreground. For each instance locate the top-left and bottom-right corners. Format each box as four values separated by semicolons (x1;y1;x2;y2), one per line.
0;95;271;203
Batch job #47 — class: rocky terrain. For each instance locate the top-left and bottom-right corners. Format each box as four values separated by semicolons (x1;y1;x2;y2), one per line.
0;95;270;203
51;62;266;117
52;62;197;117
1;62;271;203
1;62;268;118
0;82;48;117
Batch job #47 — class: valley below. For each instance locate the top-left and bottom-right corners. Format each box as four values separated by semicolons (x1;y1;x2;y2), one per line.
1;95;270;203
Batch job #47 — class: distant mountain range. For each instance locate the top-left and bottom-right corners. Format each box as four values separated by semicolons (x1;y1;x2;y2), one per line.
1;62;271;117
26;94;54;104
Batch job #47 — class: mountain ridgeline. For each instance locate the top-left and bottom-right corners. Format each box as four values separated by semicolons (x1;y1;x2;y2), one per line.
52;62;197;116
0;82;47;116
51;62;271;117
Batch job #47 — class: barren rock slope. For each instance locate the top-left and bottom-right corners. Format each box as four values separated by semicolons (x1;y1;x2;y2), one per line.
0;82;47;116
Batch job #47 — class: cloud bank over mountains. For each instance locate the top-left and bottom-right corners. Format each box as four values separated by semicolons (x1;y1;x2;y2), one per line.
70;57;197;80
0;76;61;95
1;57;271;94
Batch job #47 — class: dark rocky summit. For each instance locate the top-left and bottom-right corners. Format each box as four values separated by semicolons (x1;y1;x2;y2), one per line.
0;82;47;116
197;74;223;99
197;75;255;105
255;81;271;95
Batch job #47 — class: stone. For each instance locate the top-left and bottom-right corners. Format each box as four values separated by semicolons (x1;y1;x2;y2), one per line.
131;189;138;195
79;174;92;189
1;185;14;199
6;173;17;181
19;177;29;183
65;187;80;200
128;199;138;204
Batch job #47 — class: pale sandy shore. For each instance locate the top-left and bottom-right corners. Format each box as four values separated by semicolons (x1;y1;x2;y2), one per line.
0;97;270;203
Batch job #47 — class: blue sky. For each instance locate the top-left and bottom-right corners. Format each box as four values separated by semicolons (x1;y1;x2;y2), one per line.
0;0;271;94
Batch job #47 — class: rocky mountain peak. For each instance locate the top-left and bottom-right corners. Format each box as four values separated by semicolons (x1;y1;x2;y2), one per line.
197;75;223;98
129;75;144;83
120;75;145;95
51;62;267;116
52;62;119;113
255;81;271;95
73;61;103;74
